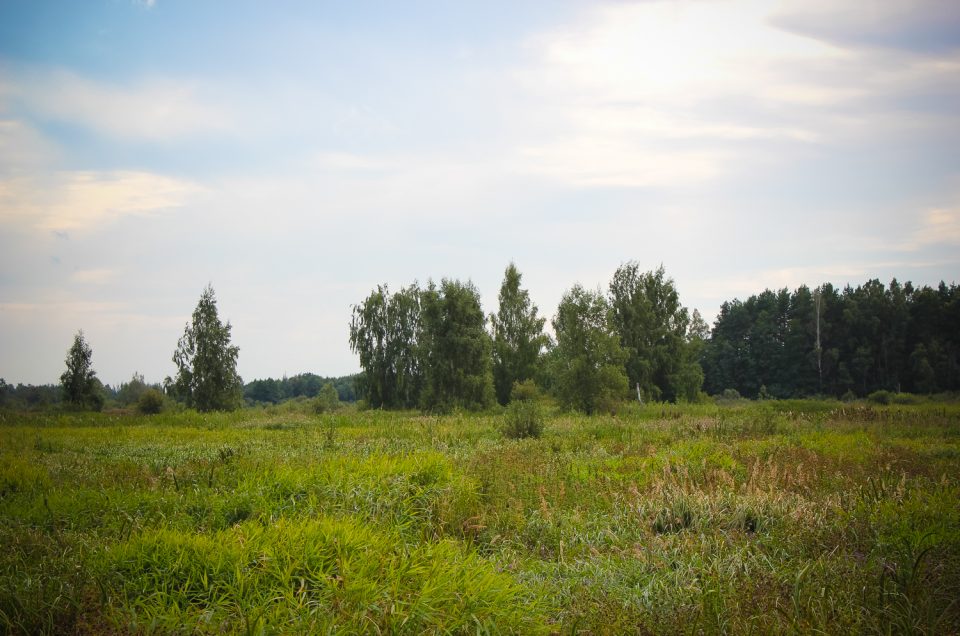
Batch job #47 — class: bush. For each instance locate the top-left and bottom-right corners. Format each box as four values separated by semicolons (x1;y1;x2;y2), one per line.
892;392;921;405
137;389;165;414
502;400;544;439
718;388;742;401
501;380;545;439
867;390;892;405
509;379;538;402
314;382;341;414
841;389;857;402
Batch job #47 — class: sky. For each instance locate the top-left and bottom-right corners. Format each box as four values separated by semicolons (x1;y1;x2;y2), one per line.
1;0;959;386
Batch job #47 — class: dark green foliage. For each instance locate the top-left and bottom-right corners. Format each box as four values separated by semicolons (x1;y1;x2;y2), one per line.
491;263;549;405
609;263;702;402
59;331;103;411
244;374;357;404
171;285;243;412
349;284;423;408
137;388;165;414
550;285;628;414
703;279;960;398
419;279;495;412
0;382;62;410
116;372;165;408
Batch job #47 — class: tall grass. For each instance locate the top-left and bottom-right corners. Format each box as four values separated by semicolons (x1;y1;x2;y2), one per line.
1;401;958;633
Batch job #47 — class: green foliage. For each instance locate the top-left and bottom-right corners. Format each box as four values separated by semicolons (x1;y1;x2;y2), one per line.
868;390;892;405
419;279;495;412
59;330;103;411
314;382;341;413
609;263;701;403
550;285;628;414
244;373;357;405
137;388;165;414
501;380;545;439
491;263;549;405
704;279;960;399
115;372;149;406
171;285;243;412
349;284;423;408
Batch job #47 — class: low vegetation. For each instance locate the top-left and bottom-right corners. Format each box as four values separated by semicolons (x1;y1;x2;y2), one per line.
2;399;958;634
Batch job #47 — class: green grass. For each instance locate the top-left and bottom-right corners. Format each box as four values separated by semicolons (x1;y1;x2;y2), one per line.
1;401;958;634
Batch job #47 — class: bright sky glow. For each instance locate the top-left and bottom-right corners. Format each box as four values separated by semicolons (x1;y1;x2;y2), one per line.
1;0;959;385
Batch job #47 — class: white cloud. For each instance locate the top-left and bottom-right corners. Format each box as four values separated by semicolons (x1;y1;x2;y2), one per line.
906;206;960;249
0;170;203;231
510;0;960;187
70;269;116;285
1;67;231;141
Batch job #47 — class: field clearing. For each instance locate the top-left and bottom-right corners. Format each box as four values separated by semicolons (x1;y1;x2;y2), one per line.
1;402;959;634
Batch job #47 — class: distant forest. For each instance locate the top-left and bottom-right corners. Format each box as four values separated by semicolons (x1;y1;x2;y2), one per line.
0;373;358;411
348;266;960;411
2;270;957;412
703;280;960;398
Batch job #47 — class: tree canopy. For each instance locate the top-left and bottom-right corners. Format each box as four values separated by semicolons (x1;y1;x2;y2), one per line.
170;285;243;411
419;279;495;412
550;285;628;414
490;263;549;405
702;279;960;398
609;263;700;402
60;330;104;411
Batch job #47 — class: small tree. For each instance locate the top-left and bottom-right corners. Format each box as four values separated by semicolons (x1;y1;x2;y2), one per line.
171;285;242;411
137;388;165;414
490;263;549;405
60;330;104;411
315;382;341;413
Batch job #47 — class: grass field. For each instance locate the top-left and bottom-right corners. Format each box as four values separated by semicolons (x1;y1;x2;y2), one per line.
1;401;959;634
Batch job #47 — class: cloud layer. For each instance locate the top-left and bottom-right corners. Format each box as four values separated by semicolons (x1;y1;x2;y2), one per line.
0;0;957;385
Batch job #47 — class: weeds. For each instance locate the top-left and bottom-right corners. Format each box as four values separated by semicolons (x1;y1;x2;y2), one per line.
0;401;958;633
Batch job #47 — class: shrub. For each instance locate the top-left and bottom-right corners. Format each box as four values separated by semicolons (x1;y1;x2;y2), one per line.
867;390;892;405
137;389;165;414
510;379;540;402
841;389;857;402
892;392;921;405
501;380;545;439
718;388;741;401
502;400;544;439
314;382;341;414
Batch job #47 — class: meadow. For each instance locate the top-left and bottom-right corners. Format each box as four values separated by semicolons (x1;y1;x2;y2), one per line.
1;400;958;634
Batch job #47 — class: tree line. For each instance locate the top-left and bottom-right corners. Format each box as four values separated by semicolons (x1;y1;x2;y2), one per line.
8;285;352;413
349;262;702;413
5;270;956;415
702;279;960;399
244;373;357;404
351;265;959;412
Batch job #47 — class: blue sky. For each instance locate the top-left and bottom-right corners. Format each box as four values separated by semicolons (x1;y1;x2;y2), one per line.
2;0;959;386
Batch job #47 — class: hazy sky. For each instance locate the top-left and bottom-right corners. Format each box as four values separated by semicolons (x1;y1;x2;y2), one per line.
2;0;959;386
